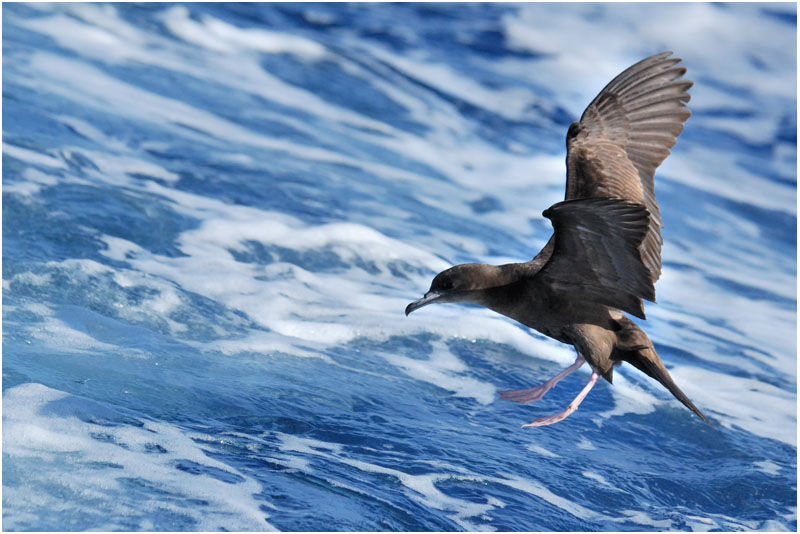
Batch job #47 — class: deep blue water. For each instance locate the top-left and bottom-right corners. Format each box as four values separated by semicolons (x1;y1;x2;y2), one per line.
2;2;796;531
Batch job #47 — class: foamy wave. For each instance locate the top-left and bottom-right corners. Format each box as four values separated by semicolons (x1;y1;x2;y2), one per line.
671;366;796;446
275;433;607;530
3;383;274;531
162;5;327;59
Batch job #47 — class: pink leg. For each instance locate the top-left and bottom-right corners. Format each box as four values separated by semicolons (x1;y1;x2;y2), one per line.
499;355;585;403
523;371;600;428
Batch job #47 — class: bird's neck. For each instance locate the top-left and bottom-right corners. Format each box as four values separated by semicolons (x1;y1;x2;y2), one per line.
466;262;529;306
467;262;559;330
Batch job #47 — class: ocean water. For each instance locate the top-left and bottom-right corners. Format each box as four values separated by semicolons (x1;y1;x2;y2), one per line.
2;2;796;531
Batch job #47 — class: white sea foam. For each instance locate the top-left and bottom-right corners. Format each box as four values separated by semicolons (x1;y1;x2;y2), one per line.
12;257;191;341
21;53;382;176
504;3;795;101
3;143;67;169
526;444;559;458
70;146;181;185
3;383;275;531
30;316;122;354
275;433;767;530
3;180;43;197
491;473;606;522
57;115;121;147
380;340;498;405
368;46;545;120
19;3;393;136
657;266;795;378
682;510;777;532
162;6;327;59
753;460;781;476
95;191;455;349
665;144;796;216
3;167;60;197
205;331;331;361
276;433;621;530
17;13;135;63
758;519;792;532
581;471;611;487
620;510;673;529
683;513;722;531
670;366;796;446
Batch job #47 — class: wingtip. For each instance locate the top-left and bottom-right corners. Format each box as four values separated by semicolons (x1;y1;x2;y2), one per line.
646;50;676;63
640;50;684;70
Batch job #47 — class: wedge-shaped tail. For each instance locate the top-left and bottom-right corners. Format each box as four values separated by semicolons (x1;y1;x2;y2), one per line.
614;315;711;425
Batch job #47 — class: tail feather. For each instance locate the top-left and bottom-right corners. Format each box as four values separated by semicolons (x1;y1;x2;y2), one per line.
613;316;711;426
621;347;712;426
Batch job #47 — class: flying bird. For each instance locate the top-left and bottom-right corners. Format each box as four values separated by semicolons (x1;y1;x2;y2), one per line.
406;52;710;427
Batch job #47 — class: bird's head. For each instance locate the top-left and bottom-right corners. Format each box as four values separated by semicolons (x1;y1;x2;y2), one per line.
405;263;496;316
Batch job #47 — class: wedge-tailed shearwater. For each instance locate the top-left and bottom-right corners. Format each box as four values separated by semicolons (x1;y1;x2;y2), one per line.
406;52;710;427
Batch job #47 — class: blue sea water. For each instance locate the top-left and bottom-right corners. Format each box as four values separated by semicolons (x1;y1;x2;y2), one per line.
2;2;797;531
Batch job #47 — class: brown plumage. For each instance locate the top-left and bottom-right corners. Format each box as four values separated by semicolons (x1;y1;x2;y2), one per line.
406;52;710;427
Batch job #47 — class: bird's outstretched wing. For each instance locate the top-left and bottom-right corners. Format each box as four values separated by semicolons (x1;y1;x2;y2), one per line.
537;198;653;319
564;51;692;284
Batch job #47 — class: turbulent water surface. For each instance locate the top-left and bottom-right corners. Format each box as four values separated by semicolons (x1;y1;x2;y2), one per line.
3;2;797;531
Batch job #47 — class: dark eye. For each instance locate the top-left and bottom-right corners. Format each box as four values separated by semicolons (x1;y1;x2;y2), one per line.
435;278;454;292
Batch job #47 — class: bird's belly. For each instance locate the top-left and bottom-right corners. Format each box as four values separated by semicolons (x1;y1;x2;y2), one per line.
525;320;616;379
490;295;584;345
491;300;570;343
535;325;572;344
